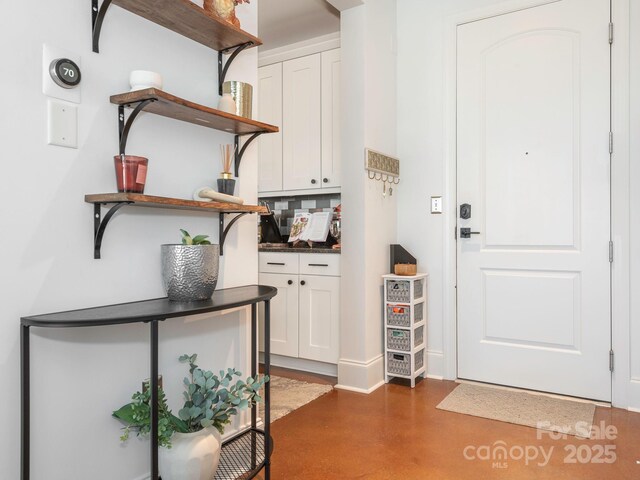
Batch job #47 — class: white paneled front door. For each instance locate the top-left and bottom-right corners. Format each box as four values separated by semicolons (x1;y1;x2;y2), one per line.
456;0;611;401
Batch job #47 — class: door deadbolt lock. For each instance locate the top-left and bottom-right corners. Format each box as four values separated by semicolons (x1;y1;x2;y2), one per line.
460;203;472;220
460;227;481;239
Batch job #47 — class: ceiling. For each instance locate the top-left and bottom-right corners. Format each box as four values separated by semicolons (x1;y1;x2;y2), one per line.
258;0;340;50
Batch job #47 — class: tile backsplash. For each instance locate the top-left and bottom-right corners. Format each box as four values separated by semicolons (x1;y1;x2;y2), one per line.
260;193;341;237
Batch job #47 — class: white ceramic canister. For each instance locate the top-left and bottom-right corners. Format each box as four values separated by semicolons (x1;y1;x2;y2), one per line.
129;70;163;91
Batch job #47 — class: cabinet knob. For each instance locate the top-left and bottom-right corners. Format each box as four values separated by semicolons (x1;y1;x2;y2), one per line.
311;179;317;185
300;280;306;286
323;178;329;183
287;280;293;285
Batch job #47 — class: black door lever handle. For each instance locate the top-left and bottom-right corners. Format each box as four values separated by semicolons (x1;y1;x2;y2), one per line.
460;228;481;239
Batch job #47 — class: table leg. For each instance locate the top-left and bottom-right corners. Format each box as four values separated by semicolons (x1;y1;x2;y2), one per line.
251;303;257;470
150;320;159;480
21;325;30;480
264;300;271;480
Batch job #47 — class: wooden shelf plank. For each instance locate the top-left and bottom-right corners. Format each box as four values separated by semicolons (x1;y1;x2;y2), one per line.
111;0;262;52
85;193;269;214
111;88;279;136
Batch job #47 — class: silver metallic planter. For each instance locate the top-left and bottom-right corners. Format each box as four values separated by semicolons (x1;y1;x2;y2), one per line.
161;244;220;302
222;81;253;119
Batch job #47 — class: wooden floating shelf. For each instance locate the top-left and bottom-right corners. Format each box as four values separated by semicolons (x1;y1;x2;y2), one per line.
110;0;262;52
85;193;269;214
111;88;279;136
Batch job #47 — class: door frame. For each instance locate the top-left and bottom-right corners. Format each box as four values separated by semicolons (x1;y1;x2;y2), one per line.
442;0;631;407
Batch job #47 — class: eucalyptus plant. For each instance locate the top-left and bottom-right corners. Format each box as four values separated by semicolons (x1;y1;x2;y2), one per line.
113;353;268;448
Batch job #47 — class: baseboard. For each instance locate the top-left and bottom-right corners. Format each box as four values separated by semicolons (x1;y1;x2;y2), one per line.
259;352;338;377
426;350;444;379
628;406;640;413
336;354;384;393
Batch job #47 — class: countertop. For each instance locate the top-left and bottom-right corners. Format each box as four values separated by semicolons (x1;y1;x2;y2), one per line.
259;244;341;254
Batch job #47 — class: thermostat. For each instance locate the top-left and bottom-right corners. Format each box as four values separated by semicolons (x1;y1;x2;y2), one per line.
49;58;81;89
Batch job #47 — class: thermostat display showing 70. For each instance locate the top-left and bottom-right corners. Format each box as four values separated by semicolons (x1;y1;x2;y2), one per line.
49;58;81;89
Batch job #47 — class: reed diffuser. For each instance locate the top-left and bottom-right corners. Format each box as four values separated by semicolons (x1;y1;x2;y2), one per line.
217;144;236;195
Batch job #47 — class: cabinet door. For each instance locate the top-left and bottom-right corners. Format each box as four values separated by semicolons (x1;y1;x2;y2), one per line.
282;54;322;191
299;275;340;364
258;64;283;192
259;273;299;357
321;49;341;188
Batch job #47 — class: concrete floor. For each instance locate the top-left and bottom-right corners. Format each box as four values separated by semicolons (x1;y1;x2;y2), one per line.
257;368;640;479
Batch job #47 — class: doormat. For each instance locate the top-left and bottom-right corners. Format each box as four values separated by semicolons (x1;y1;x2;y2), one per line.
436;383;596;438
259;376;333;423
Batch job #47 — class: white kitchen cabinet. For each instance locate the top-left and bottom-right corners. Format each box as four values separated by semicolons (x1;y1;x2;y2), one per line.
258;272;299;357
258;49;341;194
259;252;340;368
258;63;283;192
321;48;341;188
299;274;340;364
282;54;322;191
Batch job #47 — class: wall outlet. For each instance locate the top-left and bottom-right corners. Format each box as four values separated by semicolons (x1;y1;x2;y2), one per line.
431;196;443;214
47;100;78;148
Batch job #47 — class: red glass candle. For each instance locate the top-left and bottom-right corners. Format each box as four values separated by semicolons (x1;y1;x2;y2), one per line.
113;155;148;193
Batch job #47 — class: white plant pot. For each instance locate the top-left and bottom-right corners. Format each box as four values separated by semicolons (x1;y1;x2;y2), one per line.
159;427;222;480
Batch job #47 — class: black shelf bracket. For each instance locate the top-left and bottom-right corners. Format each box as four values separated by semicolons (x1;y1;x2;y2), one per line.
92;0;113;53
93;202;131;259
118;99;156;155
234;132;263;177
218;42;254;95
219;212;250;256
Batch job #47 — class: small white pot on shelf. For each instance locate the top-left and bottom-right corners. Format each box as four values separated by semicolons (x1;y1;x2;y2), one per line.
159;427;222;480
129;70;163;91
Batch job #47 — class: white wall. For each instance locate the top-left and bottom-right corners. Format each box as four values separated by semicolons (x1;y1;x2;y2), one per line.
397;0;640;409
338;0;397;392
0;2;260;479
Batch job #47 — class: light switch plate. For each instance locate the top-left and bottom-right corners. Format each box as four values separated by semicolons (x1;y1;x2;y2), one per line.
48;100;78;148
43;44;81;104
431;196;443;214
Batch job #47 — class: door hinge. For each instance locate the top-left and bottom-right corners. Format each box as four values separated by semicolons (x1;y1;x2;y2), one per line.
609;22;614;44
609;131;613;154
609;350;614;372
609;240;614;263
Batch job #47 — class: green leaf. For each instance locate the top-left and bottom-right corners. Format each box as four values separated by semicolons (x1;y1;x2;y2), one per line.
112;403;137;423
192;392;204;406
191;235;210;245
238;399;249;409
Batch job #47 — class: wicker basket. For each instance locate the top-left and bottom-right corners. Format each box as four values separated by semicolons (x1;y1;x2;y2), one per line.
394;263;417;276
386;325;425;352
386;280;411;303
386;302;424;327
386;350;425;376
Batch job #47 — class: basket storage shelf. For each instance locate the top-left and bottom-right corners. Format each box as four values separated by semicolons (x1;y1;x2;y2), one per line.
383;273;428;388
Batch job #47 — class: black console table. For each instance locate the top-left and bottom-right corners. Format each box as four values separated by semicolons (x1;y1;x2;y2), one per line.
20;285;277;480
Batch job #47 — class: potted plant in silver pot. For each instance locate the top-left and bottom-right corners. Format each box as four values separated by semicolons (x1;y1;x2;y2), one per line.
113;353;268;480
162;230;219;302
